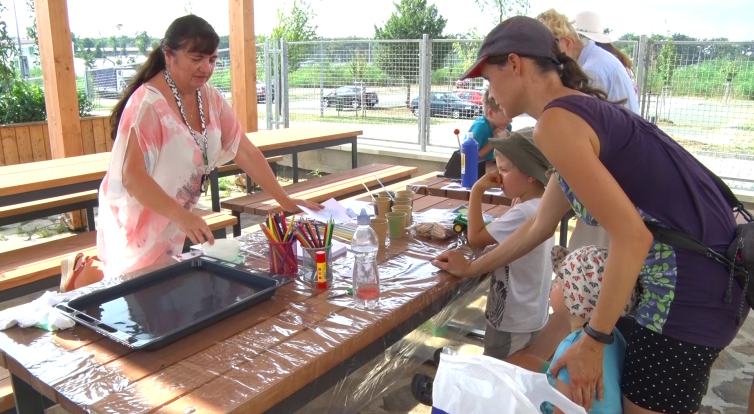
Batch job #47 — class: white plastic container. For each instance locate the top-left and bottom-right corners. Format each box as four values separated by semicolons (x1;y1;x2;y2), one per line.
202;239;240;261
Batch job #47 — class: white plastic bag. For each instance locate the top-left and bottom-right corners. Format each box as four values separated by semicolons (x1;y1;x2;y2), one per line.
432;352;587;414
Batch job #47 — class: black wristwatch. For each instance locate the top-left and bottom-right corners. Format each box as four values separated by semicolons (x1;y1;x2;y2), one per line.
583;322;615;345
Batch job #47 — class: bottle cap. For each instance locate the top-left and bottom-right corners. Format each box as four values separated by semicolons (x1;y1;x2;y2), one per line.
357;208;371;225
316;251;326;262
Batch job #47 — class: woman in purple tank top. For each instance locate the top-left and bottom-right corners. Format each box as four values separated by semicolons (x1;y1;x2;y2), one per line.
432;16;741;414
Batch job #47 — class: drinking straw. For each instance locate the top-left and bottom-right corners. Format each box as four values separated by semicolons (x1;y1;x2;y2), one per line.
374;175;394;200
362;182;376;201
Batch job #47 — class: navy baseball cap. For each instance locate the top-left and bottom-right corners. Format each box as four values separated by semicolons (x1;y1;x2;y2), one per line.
460;16;560;80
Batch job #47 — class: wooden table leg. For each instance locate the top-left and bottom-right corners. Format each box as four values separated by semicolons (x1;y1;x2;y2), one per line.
11;374;52;414
292;153;299;183
210;169;221;212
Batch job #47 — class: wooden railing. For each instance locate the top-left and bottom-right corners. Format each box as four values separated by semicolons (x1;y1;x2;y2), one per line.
0;116;113;167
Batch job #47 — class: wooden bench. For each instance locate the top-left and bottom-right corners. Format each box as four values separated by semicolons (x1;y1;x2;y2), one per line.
221;164;418;237
0;210;237;303
0;190;99;230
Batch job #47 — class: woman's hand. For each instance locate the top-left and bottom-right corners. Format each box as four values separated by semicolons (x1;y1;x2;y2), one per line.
175;210;215;246
431;250;474;278
549;333;605;412
279;197;323;212
473;171;503;193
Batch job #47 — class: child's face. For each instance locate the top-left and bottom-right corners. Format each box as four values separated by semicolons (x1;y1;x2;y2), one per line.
486;108;512;130
494;152;534;199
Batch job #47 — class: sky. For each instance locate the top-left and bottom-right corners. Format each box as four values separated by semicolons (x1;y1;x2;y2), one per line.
1;0;753;42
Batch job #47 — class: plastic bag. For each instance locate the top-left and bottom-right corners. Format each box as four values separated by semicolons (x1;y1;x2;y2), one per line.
432;352;587;414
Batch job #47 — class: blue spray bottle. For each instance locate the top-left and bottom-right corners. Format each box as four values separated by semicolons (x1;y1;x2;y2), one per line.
461;132;479;189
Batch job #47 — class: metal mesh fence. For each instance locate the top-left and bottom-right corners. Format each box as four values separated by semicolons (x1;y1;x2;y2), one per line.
426;39;484;149
642;41;754;188
282;40;421;145
70;37;753;185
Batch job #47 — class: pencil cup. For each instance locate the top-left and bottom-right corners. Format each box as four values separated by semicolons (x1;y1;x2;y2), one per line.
374;196;392;218
302;245;333;283
268;240;298;276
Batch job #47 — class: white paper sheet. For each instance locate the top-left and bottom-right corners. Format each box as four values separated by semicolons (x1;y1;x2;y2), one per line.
298;198;353;224
295;239;349;260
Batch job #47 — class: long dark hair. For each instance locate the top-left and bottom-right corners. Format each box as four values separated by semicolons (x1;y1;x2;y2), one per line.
110;15;220;140
486;41;610;102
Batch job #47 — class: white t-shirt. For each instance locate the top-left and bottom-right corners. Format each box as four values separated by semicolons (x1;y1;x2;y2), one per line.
484;198;554;333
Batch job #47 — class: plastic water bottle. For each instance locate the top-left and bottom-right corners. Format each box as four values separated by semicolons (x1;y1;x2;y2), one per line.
461;132;479;189
351;208;380;309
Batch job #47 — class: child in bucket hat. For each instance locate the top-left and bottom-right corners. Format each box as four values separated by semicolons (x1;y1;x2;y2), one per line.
544;245;640;414
412;128;555;406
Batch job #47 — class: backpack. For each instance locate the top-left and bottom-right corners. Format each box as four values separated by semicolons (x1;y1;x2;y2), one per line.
643;163;753;326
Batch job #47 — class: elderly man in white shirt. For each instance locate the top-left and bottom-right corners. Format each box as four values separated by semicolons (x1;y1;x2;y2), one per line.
537;9;640;250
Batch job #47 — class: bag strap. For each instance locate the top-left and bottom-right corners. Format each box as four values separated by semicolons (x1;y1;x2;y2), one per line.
643;221;734;269
693;158;753;223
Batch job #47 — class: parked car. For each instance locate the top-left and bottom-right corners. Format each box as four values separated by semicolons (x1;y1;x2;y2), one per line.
454;89;484;106
455;79;472;89
410;92;482;119
322;86;379;109
256;80;275;103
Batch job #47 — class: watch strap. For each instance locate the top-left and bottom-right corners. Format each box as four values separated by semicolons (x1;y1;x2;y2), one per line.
583;322;615;345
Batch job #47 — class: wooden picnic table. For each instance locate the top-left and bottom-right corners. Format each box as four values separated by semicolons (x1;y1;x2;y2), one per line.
209;126;363;211
0;192;505;414
0;127;362;225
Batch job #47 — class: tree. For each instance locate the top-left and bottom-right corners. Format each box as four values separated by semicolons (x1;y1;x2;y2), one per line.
603;28;613;35
271;0;318;70
474;0;529;25
135;31;151;57
0;1;18;87
374;0;448;101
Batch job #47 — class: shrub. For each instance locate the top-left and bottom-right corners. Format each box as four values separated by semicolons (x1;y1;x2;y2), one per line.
0;80;94;124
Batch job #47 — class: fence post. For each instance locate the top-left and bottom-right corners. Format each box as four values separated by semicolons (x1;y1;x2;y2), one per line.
319;41;324;118
282;39;290;128
84;68;92;100
273;39;282;129
265;39;273;130
418;34;432;152
636;35;649;118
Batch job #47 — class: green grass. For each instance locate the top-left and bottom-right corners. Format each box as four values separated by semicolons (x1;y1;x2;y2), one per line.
650;59;754;100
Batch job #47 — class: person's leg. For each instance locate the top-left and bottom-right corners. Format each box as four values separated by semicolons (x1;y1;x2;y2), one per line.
60;253;104;292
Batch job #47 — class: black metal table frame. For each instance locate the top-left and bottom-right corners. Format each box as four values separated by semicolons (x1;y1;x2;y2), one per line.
8;274;481;414
0;180;101;233
209;136;359;212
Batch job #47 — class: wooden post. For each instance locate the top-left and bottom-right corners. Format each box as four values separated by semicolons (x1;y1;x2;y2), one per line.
35;0;86;229
228;0;258;133
34;0;82;158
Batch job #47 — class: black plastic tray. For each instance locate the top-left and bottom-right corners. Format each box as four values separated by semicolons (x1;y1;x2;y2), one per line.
55;256;284;350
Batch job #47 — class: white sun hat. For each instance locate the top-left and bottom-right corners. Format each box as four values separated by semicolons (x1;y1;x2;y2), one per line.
573;11;612;43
